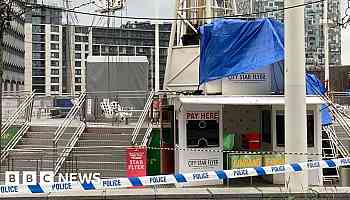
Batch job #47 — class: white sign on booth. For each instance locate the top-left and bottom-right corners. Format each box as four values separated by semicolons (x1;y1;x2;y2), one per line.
175;105;223;176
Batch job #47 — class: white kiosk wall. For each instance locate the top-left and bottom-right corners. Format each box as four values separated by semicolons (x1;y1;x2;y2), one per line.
271;104;323;186
175;104;223;176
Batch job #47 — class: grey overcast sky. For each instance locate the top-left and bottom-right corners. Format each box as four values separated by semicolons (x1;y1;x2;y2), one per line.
41;0;350;65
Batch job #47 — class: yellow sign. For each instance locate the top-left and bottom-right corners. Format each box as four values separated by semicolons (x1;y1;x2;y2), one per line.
229;155;262;169
263;155;285;166
228;154;285;169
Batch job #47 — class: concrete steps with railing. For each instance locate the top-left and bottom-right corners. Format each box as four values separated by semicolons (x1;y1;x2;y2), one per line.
63;127;146;178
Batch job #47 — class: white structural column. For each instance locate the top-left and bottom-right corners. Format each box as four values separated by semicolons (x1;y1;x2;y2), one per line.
284;0;308;192
155;0;160;92
323;0;329;91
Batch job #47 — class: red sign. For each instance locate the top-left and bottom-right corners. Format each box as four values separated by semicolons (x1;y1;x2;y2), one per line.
126;147;147;177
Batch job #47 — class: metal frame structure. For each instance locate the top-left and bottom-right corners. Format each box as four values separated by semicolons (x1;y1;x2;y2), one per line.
163;0;236;91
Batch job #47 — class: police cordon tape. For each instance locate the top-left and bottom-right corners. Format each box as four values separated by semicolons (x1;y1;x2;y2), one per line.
6;145;330;156
1;157;350;195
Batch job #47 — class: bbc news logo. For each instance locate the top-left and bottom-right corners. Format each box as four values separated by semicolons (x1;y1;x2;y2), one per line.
5;171;101;185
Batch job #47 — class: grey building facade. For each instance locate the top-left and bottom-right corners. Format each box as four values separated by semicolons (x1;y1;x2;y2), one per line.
2;1;25;92
25;2;171;95
251;0;341;69
90;22;171;90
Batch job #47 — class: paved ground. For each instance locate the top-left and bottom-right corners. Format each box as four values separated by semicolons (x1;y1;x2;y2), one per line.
3;187;350;199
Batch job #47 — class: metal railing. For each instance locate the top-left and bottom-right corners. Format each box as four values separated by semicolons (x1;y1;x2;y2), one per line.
1;91;35;134
1;92;35;160
323;125;349;158
53;92;86;175
142;125;153;146
54;122;86;174
131;90;155;145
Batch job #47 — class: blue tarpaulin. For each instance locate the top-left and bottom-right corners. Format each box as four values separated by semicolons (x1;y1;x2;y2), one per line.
199;18;332;125
199;18;284;84
306;74;333;126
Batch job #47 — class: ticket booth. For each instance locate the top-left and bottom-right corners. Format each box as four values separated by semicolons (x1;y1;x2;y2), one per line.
173;103;223;185
171;95;324;186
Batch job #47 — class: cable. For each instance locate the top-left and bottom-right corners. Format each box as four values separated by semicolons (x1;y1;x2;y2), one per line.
20;0;325;21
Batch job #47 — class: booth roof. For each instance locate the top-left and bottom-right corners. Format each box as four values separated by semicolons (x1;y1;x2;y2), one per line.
178;95;325;105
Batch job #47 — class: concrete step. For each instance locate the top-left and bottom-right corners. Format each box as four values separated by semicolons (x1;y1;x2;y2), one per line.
86;127;136;134
76;139;131;147
29;126;77;133
67;153;127;162
21;138;71;146
24;132;75;139
72;168;127;178
71;147;125;154
7;151;57;160
79;133;132;140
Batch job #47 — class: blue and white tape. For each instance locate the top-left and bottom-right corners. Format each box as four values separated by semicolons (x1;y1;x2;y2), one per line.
1;157;349;196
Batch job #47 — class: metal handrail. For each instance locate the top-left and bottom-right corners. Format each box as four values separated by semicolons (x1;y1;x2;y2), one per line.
131;90;155;145
142;125;153;146
54;122;86;175
52;92;86;175
53;92;86;143
1;92;35;135
324;125;349;158
0;122;30;160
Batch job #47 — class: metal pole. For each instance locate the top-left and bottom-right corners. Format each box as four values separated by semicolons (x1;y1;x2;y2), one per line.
284;0;308;192
0;26;3;167
323;0;329;92
155;0;160;92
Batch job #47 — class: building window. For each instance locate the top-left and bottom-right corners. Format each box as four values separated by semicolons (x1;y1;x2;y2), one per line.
75;53;81;59
51;34;59;41
186;118;219;148
51;77;59;83
51;69;59;75
32;34;45;42
51;43;59;50
75;36;82;42
32;16;45;24
83;36;89;42
92;45;100;56
51;52;59;58
75;61;81;67
75;77;82;83
32;25;45;33
33;52;45;59
51;85;59;91
85;44;89;51
51;25;59;33
32;85;45;93
32;69;45;76
32;43;45;51
32;77;45;84
75;44;81;51
75;69;81;75
51;60;59;67
85;53;89;59
75;85;81;91
32;60;45;68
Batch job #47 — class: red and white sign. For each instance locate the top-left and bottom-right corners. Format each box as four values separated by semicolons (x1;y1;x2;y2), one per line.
126;147;147;177
186;112;219;120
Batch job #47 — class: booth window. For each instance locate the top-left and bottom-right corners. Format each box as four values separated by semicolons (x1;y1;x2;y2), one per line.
276;113;314;147
186;120;219;148
261;110;271;144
